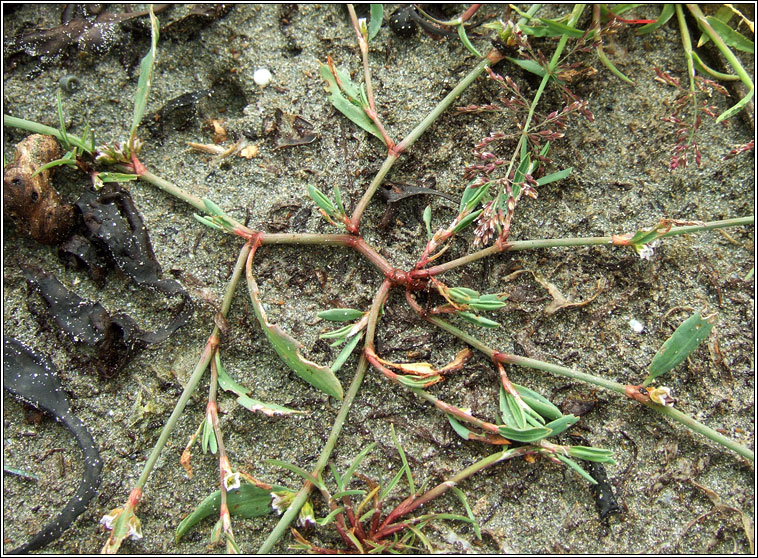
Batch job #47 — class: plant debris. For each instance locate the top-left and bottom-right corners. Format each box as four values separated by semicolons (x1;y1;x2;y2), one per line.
3;134;76;245
3;338;103;554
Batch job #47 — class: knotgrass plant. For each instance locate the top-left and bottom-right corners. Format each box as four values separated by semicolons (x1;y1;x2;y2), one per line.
3;4;754;554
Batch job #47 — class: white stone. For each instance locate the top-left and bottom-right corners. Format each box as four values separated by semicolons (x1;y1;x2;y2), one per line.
253;68;272;87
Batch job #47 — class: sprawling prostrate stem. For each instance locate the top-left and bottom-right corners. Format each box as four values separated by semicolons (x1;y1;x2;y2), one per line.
376;445;535;538
257;279;393;554
133;244;250;491
412;216;755;279
427;316;754;462
103;242;252;553
350;47;509;232
4;114;93;153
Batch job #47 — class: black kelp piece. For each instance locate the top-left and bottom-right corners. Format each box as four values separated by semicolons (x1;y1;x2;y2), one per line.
23;266;142;377
585;460;622;521
75;184;192;345
3;338;103;554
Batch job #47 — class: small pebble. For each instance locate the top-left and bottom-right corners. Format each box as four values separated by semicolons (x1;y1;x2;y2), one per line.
629;318;644;333
253;68;272;87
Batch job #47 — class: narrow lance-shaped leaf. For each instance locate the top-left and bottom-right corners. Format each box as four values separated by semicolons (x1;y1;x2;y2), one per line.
368;4;383;41
643;311;714;387
536;167;573;187
318;308;365;322
319;62;384;143
246;250;343;399
129;5;159;149
636;4;675;35
555;453;597;485
176;483;293;541
702;16;754;53
236;393;305;417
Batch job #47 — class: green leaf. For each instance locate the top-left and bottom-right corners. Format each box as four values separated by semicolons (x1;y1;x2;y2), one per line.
643;311;714;387
555;453;597;484
459;181;491;212
98;172;139;183
202;414;217;454
237;394;304;417
703;16;754;53
543;414;579;437
193;214;224;231
215;353;251;397
320;323;355;340
536;167;572;187
368;4;383;41
56;90;70;150
247;263;343;399
499;389;527;429
423;205;432;240
380;464;408;501
31;152;78;176
320;63;384;143
267;459;323;488
317;506;346;526
391;424;415;495
636;4;675;35
505;56;547;77
512;383;563;421
176;484;291;541
458;311;500;328
333;184;346;215
457;23;482;58
497;424;552;443
130;6;159;147
596;48;635;84
332;333;363;372
397;374;435;388
691;51;740;81
452;210;482;234
567;445;617;464
451;487;481;540
318;308;365;322
308;184;337;215
341;442;377;490
536;17;586;38
447;414;477;441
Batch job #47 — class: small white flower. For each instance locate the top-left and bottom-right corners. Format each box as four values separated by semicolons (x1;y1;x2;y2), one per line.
298;500;315;528
100;509;121;530
127;516;143;541
647;386;675;407
271;491;295;515
224;471;242;492
635;240;661;260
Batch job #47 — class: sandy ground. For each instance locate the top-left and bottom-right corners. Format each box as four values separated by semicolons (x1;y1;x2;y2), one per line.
3;4;754;554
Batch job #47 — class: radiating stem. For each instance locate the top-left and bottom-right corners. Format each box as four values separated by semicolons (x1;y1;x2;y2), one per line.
132;242;250;492
3;114;93;153
412;216;754;278
257;280;393;553
427;316;754;462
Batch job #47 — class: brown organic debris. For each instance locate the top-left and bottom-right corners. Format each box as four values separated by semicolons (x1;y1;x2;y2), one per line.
3;134;75;245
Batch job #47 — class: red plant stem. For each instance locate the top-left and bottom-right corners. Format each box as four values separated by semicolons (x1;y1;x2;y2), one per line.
375;445;536;538
459;4;482;23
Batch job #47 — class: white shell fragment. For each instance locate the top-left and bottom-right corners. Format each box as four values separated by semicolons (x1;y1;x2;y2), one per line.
253;68;272;87
629;318;645;333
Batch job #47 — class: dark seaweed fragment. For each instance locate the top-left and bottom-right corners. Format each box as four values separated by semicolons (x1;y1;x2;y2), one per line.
58;234;109;286
3;5;169;78
585;460;622;521
3;338;102;554
23;265;141;377
75;184;192;345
